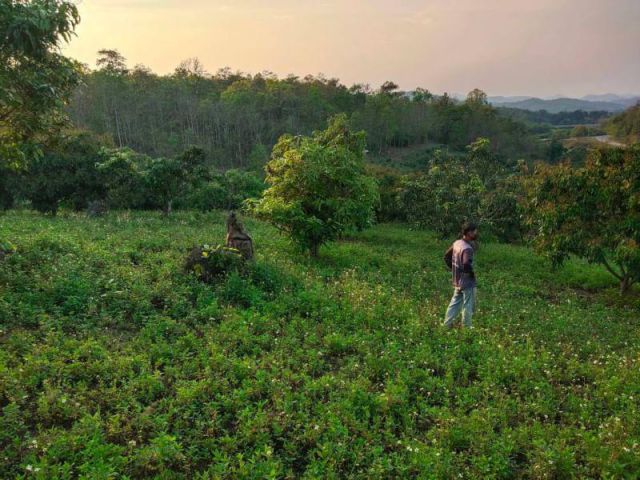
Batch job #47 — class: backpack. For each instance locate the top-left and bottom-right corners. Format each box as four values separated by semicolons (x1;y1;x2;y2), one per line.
443;246;454;271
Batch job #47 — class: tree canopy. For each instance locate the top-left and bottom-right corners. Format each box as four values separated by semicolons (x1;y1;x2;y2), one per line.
68;56;539;169
523;146;640;294
251;114;379;256
0;0;81;168
399;138;523;241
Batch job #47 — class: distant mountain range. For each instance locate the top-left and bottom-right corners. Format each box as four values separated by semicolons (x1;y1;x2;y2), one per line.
487;94;640;113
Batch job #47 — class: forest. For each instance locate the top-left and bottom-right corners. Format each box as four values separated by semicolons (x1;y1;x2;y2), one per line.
68;50;538;167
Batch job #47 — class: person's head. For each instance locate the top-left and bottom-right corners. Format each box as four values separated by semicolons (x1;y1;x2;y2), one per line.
461;222;478;241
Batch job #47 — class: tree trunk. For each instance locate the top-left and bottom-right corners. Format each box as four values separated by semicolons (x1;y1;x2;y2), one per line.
620;276;632;295
601;258;633;296
163;200;172;216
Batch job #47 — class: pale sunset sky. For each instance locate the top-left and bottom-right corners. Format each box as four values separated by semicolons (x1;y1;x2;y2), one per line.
63;0;640;97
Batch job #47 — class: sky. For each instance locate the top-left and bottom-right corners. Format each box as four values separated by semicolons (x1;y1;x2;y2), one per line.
63;0;640;97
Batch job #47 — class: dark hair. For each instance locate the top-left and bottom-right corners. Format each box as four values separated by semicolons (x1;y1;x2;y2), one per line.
461;222;478;237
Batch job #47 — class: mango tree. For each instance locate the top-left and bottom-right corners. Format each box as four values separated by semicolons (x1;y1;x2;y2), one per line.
250;114;379;257
524;146;640;294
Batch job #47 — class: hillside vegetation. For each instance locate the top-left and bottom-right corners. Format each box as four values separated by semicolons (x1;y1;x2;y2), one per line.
605;104;640;143
1;211;638;479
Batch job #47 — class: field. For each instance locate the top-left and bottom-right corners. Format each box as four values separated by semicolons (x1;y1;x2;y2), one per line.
1;210;639;479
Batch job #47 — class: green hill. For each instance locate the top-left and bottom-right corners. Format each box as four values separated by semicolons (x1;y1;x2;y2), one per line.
1;211;638;478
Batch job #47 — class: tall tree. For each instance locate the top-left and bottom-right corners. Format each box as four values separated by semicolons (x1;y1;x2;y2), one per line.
96;49;128;75
466;88;488;106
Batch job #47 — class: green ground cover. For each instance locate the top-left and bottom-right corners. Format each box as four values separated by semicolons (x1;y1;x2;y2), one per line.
1;210;638;479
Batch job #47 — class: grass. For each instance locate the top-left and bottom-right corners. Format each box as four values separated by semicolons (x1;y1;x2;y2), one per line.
1;210;639;479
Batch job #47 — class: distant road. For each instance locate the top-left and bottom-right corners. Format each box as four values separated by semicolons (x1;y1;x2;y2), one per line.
593;135;626;147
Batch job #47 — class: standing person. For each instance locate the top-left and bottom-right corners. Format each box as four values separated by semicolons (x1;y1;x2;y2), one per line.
443;222;478;329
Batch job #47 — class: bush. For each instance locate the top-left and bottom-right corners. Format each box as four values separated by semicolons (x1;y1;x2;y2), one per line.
20;131;107;214
184;244;245;283
605;104;640;142
96;148;148;209
143;156;185;215
571;125;589;137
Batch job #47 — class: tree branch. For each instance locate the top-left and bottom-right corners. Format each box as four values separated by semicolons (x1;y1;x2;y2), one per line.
617;262;627;277
601;257;623;281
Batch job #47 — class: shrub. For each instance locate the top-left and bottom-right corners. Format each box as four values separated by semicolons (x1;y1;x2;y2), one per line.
20;131;107;214
179;179;229;211
96;148;148;209
184;244;245;283
143;156;185;215
223;169;265;208
98;147;200;214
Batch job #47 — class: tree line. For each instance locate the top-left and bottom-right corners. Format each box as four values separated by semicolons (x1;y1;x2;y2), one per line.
67;50;539;168
498;107;611;128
